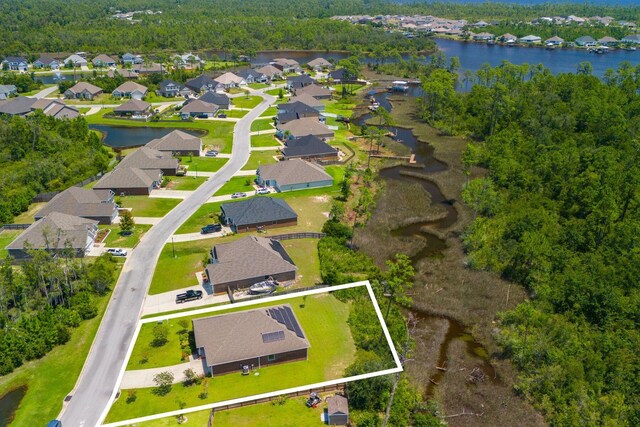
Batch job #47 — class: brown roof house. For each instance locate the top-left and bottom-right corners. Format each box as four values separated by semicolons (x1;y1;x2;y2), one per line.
179;99;219;119
112;81;148;99
255;65;283;81
35;187;118;225
7;212;98;259
93;167;162;196
193;303;309;375
289;93;324;111
326;395;349;426
64;82;104;100
146;130;202;156
92;54;117;68
278;117;334;141
220;197;297;233
118;146;179;175
257;158;333;192
296;84;332;100
307;57;332;71
204;236;297;293
113;99;152;118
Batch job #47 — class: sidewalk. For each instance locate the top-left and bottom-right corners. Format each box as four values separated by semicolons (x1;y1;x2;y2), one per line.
120;358;206;389
250;145;282;151
149;189;194;199
249;129;276;136
233;169;257;176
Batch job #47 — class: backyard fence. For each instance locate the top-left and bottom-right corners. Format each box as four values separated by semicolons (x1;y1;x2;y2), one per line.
270;232;326;240
31;173;103;203
0;224;31;231
318;143;355;166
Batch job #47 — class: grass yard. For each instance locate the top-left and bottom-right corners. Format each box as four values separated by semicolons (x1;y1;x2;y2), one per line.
78;107;91;114
242;150;279;170
178;156;228;172
281;239;321;288
144;93;180;103
213;176;256;196
165;176;208;191
223;109;249;118
265;88;284;96
108;292;358;422
133;409;211;427
175;201;224;235
324;99;356;118
0;230;21;258
259;106;277;117
0;263;122;426
12;202;46;224
212;397;325;427
250;118;274;132
101;224;152;248
231;95;263;109
118;196;181;217
248;83;270;90
250;134;280;148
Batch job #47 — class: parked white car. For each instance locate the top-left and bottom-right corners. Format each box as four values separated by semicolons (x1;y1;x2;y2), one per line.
106;248;127;257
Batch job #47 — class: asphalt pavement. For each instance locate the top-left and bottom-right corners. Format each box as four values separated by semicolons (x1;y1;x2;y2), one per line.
58;92;275;427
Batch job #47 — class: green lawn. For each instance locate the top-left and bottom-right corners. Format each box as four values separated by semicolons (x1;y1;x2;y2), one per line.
242;150;279;170
178;156;228;172
20;85;52;96
133;409;211;427
0;230;20;258
323;99;356;118
12;202;46;224
259;106;277;117
250;118;274;133
265;88;284;96
281;239;321;288
213;176;256;196
78;107;91;114
101;224;152;248
222;109;248;118
212;397;325;427
86;113;235;154
231;95;263;109
165;176;208;191
250;134;279;148
144;93;180;103
175;201;224;235
108;293;357;422
0;262;122;426
248;83;270;90
118;196;181;217
67;93;120;105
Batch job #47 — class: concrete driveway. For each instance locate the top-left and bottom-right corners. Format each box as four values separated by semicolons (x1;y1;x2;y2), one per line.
120;357;206;389
58;90;275;427
141;282;230;317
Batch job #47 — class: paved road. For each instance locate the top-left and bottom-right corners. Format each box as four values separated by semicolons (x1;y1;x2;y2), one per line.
59;92;275;427
32;85;59;99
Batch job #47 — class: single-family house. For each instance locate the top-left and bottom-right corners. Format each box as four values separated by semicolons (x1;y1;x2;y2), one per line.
295;84;332;100
30;98;79;119
64;54;88;67
277;101;320;123
118;146;179;175
500;33;518;44
64;82;103;100
92;54;117;68
575;36;597;47
133;62;163;75
158;79;192;98
35;187;118;225
519;35;542;44
472;20;489;28
256;65;283;81
180;99;219;119
257;158;333;192
271;58;301;74
93;167;162;196
307;57;332;71
281;135;339;161
2;56;28;72
6;212;98;259
204;236;297;293
289;93;324;111
621;34;640;44
473;32;495;41
146;130;202;156
113;99;152;118
545;36;565;46
112;81;148;99
278;117;334;140
0;96;36;115
0;85;17;101
173;53;203;68
214;72;246;89
197;91;230;109
33;55;60;70
192;303;309;375
326;395;349;426
286;74;314;90
121;53;144;65
220;197;298;233
328;68;356;83
185;75;218;93
237;69;268;84
107;69;139;79
598;36;619;46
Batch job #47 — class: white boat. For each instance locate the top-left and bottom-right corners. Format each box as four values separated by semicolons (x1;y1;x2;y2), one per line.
248;279;277;295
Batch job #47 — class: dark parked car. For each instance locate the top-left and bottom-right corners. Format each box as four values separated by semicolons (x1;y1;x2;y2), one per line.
218;112;227;118
201;224;222;234
175;290;203;303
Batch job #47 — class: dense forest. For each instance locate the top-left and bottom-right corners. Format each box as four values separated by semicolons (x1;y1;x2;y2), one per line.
413;63;640;425
0;114;111;224
0;253;120;375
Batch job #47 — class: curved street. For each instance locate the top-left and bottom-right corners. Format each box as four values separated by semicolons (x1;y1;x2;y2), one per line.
58;91;276;427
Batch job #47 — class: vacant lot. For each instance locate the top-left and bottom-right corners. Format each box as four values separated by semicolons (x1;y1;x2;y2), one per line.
118;196;181;217
259;106;277;117
250;134;279;148
231;95;263;109
165;176;208;191
242;150;279;170
213;176;256;196
250;118;274;133
109;292;358;422
178;156;228;172
101;224;152;248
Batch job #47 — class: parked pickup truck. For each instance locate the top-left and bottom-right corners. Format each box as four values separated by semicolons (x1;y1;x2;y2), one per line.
175;290;203;304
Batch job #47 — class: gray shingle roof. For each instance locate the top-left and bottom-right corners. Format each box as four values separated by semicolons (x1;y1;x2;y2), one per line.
255;65;282;78
289;93;323;109
7;212;97;251
94;167;160;190
221;197;297;227
197;92;230;108
180;99;218;114
35;187;115;220
296;84;332;98
185;74;217;91
282;135;338;158
279;117;334;139
113;81;148;94
258;158;332;187
113;99;151;113
146;130;202;152
327;395;349;416
307;58;331;68
118;146;179;170
192;303;309;367
66;82;103;96
0;97;36;115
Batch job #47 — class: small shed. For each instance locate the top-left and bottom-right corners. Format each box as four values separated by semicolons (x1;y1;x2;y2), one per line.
326;394;349;426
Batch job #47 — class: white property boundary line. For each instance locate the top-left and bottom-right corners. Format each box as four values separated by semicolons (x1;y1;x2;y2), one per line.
100;280;402;426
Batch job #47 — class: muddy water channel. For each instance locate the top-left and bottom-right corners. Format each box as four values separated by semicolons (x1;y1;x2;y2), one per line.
355;93;496;397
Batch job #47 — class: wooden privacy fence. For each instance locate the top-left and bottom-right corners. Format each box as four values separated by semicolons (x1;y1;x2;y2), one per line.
1;224;31;231
31;173;103;203
270;232;326;240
